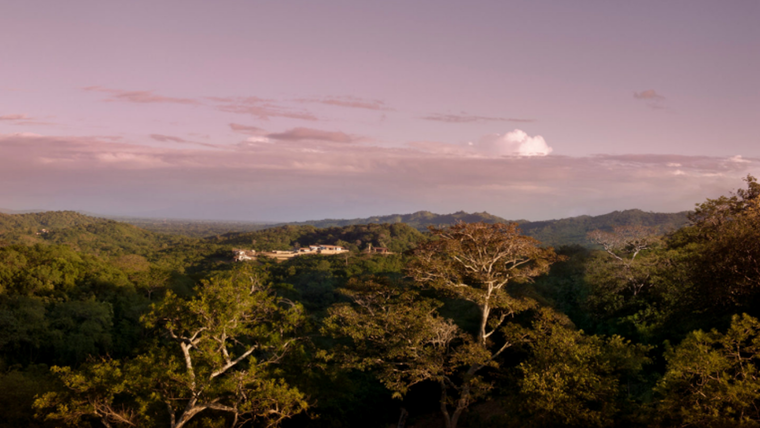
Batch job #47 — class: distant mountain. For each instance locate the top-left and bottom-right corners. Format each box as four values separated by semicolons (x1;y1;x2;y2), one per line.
518;209;690;247
0;208;692;251
278;210;518;230
277;209;691;247
0;208;46;214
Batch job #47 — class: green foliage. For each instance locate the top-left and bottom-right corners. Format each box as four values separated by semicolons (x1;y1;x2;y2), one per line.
515;309;650;428
43;220;193;258
281;210;511;231
656;314;760;427
2;188;760;427
110;217;272;238
0;244;145;366
262;209;689;248
519;209;689;248
323;277;467;398
404;223;562;428
36;267;309;427
0;363;59;428
667;175;760;314
0;210;202;264
218;222;426;253
0;210;103;238
408;222;561;344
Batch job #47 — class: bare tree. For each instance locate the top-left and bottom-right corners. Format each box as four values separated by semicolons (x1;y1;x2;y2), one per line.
587;225;659;295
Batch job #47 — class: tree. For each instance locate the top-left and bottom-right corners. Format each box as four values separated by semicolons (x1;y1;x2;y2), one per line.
689;174;760;229
668;175;760;311
323;276;474;427
35;266;309;427
515;308;650;428
655;314;760;427
587;225;659;296
405;222;562;427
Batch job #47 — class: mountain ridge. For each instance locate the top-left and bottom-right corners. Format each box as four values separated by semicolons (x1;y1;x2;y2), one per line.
0;208;692;248
273;208;691;247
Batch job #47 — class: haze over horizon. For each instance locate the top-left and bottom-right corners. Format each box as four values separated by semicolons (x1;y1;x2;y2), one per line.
2;1;758;222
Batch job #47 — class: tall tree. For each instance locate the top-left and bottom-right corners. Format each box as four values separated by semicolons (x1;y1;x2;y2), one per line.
405;222;561;428
587;225;659;296
655;313;760;427
323;277;467;406
668;175;760;312
515;308;650;428
35;266;309;428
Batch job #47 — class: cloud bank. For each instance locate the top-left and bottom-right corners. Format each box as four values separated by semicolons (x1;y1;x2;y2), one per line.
209;96;317;121
266;127;362;144
84;86;201;105
296;96;394;111
1;132;756;221
421;113;534;124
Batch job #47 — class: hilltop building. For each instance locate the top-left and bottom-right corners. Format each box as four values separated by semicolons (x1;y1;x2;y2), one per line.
232;244;349;261
364;243;394;255
232;249;257;261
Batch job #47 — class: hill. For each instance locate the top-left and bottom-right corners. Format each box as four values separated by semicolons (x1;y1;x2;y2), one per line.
0;211;196;259
0;211;107;245
103;216;273;238
279;210;515;230
276;209;690;247
0;209;691;253
215;222;427;254
518;209;690;247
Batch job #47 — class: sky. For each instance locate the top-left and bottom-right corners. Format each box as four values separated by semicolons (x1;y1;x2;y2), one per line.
1;0;758;222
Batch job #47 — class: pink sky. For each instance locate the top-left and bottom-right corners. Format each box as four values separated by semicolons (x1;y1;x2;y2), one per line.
1;1;758;221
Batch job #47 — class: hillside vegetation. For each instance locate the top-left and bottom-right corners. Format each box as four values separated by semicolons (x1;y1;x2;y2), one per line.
5;184;760;428
117;209;690;249
279;210;512;230
519;209;689;247
216;222;427;253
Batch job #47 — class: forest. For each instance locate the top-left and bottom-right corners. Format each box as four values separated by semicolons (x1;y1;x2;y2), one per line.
1;176;759;428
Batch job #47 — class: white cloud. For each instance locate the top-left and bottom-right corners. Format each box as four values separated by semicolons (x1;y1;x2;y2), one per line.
477;129;553;157
729;155;750;163
246;136;271;143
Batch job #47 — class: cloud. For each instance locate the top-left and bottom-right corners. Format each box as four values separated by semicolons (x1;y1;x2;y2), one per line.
421;113;534;123
149;134;219;148
476;129;553;157
229;123;265;135
149;134;189;143
266;127;362;144
0;113;56;126
209;96;317;121
296;96;394;111
634;90;665;100
83;86;201;105
2;132;758;222
634;89;668;110
0;114;29;121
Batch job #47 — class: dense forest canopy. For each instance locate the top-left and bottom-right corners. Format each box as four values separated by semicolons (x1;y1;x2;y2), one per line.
1;177;759;427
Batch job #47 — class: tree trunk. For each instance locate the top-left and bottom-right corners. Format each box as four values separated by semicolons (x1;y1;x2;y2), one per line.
439;380;452;428
396;407;409;428
478;303;490;347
